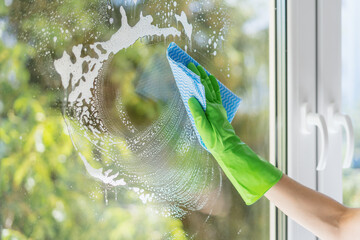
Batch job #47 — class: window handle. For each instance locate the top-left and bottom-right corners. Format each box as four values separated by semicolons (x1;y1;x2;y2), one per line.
328;104;355;169
301;103;329;171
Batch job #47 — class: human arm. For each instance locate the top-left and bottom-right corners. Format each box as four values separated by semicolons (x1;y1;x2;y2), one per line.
265;174;360;240
187;63;360;239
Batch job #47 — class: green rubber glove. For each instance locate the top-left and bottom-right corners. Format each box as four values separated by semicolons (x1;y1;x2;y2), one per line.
187;62;283;205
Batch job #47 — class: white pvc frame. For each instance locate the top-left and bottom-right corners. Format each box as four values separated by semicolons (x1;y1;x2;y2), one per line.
270;0;343;239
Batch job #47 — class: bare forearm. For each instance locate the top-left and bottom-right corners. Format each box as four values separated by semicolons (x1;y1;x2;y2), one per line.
265;174;346;240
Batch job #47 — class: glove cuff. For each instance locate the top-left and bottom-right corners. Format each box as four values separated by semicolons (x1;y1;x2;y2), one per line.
212;142;283;205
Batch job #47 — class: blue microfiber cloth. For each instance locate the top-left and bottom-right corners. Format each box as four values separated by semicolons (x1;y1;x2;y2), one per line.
166;42;241;150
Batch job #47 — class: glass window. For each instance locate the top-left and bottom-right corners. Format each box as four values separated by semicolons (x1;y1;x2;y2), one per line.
342;0;360;208
0;0;271;239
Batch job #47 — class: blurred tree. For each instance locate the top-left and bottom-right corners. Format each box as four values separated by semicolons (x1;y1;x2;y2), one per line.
0;1;187;239
0;0;271;239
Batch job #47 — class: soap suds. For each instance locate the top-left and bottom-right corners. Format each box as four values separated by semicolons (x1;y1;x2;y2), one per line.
55;6;221;218
175;11;193;40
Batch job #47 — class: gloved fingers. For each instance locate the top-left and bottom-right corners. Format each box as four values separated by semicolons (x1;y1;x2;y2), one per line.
188;97;211;134
188;63;215;101
196;65;216;102
202;80;215;102
187;62;200;76
200;76;217;102
196;65;208;79
204;75;217;102
209;75;222;103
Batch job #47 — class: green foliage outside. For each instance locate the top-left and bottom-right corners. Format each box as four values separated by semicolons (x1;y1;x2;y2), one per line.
0;21;187;240
0;0;271;239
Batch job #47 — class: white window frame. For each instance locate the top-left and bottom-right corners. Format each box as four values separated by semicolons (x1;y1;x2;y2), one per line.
270;0;343;239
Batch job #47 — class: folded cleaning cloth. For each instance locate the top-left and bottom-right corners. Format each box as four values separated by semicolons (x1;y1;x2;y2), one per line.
166;42;241;150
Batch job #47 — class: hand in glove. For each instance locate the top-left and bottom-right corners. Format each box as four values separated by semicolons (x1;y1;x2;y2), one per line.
187;62;282;205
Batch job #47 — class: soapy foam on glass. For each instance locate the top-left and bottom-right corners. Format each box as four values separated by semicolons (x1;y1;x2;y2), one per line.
54;6;222;218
